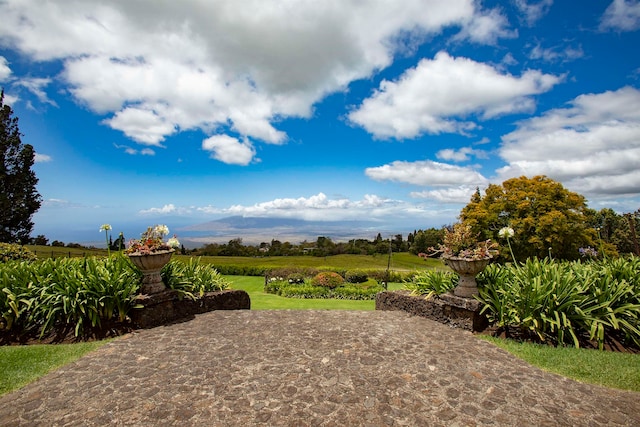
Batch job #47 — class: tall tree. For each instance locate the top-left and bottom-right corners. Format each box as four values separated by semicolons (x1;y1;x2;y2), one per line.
0;90;42;243
460;175;595;261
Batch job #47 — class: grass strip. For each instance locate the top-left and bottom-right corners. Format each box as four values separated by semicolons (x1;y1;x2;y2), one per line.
478;335;640;392
0;341;108;396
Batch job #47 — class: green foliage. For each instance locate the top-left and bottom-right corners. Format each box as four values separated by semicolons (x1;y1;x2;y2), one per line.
0;90;42;244
460;175;595;261
345;270;368;283
162;258;230;299
311;271;344;289
477;256;640;349
405;270;457;299
0;256;229;338
0;242;37;262
0;341;108;396
479;336;640;392
265;275;384;300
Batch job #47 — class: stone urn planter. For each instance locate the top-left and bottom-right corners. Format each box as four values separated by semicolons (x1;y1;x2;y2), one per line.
127;250;174;295
443;256;491;298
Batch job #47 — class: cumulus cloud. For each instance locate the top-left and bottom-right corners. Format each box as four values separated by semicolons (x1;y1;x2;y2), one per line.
202;135;256;166
436;147;488;162
514;0;554;26
497;86;640;197
34;153;52;163
15;77;57;107
600;0;640;31
410;186;478;203
348;51;561;139
0;57;11;81
529;43;584;62
365;160;488;187
0;0;512;164
143;193;431;223
139;204;192;216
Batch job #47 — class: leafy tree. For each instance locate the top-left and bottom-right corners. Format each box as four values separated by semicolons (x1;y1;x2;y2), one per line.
460;175;595;261
31;234;49;246
0;90;42;243
409;228;445;254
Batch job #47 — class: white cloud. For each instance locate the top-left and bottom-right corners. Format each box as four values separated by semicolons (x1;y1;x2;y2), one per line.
142;192;458;226
410;186;478;203
497;86;640;197
514;0;553;26
453;7;516;44
529;43;584;62
349;51;561;139
0;0;513;163
600;0;640;31
436;147;488;162
216;192;412;222
104;107;175;146
0;56;11;81
365;160;488;187
15;77;57;106
139;204;192;216
34;153;52;163
202;135;256;166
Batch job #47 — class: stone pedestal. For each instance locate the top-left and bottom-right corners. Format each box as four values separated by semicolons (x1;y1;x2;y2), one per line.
443;257;490;298
375;290;488;332
127;250;174;294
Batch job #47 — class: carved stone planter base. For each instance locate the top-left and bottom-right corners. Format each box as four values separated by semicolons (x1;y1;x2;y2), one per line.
375;290;488;332
129;289;251;329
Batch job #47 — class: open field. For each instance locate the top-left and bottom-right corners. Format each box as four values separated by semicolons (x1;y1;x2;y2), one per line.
177;252;443;272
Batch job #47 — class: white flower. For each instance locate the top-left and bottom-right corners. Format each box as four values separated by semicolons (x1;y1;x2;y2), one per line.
100;224;112;232
498;227;514;239
167;237;180;249
154;224;169;237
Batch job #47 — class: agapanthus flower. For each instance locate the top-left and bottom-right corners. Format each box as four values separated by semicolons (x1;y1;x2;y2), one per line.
167;236;180;249
498;227;514;239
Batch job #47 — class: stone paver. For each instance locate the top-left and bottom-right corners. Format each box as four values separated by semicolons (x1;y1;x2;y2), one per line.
1;310;639;426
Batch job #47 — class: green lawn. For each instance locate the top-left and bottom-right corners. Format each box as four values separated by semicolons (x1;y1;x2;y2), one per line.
0;341;108;396
179;252;443;272
226;275;404;310
478;336;640;392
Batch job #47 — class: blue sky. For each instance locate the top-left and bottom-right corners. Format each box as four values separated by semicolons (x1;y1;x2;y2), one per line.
1;0;639;245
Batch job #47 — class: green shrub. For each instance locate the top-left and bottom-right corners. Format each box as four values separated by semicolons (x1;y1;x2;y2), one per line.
0;243;37;263
405;270;457;299
311;272;344;289
279;284;331;299
162;258;230;299
477;256;640;350
27;256;141;337
345;270;368;283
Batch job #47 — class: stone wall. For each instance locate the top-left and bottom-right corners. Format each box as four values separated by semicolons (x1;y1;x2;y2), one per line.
375;290;488;332
130;289;251;329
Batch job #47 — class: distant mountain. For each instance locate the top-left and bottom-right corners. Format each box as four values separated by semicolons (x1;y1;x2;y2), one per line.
178;216;391;245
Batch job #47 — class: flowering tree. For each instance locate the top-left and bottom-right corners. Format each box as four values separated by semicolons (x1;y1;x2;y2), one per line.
460;176;595;261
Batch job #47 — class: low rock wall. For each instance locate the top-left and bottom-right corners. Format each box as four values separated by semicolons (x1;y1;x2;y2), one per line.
375;290;488;332
130;289;251;329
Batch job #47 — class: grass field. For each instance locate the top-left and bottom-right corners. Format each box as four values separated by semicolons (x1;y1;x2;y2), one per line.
0;341;108;396
226;275;404;310
24;245;444;272
179;252;442;272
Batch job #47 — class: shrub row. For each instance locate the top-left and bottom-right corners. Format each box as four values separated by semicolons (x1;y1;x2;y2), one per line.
267;280;385;300
0;256;229;339
405;256;640;349
477;257;640;350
